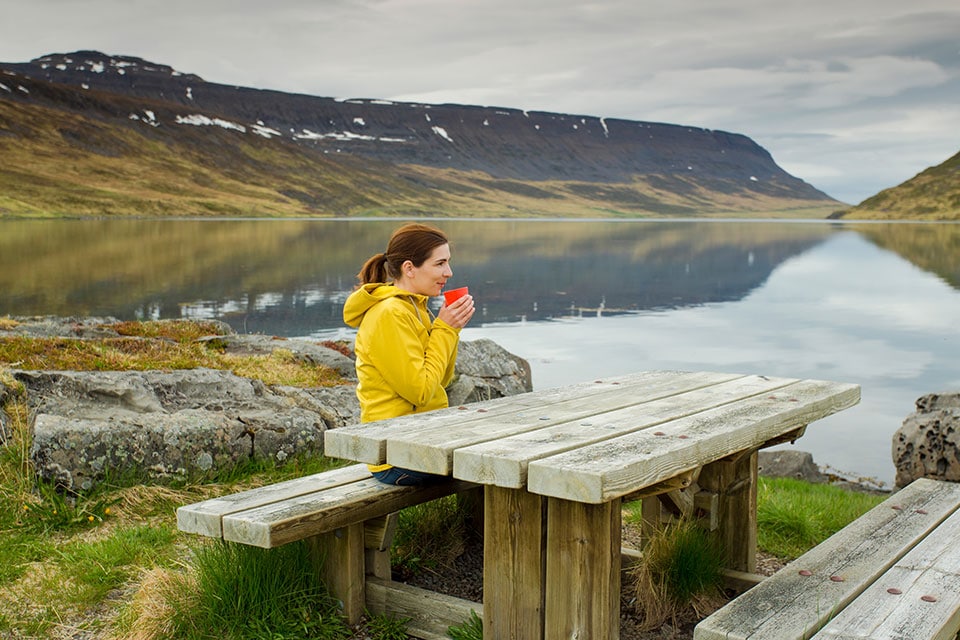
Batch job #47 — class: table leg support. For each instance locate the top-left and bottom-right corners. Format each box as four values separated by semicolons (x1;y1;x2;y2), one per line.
699;450;758;573
483;485;546;640
545;497;622;640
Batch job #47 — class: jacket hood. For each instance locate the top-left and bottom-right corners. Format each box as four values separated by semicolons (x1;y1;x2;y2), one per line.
343;283;426;328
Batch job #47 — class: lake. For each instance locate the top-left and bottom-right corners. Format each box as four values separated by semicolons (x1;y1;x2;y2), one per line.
2;217;959;487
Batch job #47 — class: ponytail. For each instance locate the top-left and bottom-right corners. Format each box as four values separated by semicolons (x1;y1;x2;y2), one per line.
357;252;389;285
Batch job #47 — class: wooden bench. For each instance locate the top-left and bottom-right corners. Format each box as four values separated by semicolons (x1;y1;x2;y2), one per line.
176;462;478;637
694;477;960;640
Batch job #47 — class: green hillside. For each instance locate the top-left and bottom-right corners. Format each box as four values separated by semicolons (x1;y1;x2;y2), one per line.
837;151;960;221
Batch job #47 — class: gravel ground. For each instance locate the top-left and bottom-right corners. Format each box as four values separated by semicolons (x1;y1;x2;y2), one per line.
395;523;788;640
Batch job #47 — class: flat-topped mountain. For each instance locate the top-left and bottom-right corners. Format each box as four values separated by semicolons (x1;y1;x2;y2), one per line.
0;51;839;217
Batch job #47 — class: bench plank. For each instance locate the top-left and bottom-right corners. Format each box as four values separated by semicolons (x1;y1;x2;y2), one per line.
222;477;474;547
693;478;960;640
812;504;960;640
526;379;860;503
176;463;372;537
452;375;795;488
324;370;738;464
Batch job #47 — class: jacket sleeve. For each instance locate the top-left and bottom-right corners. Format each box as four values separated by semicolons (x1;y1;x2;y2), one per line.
366;301;460;408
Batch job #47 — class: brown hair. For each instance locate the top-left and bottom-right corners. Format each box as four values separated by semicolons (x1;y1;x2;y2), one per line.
357;223;449;285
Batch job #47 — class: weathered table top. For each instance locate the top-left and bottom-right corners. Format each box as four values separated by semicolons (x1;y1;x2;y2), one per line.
324;370;861;504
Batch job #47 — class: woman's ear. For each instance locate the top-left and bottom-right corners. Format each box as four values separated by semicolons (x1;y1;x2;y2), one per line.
401;259;415;277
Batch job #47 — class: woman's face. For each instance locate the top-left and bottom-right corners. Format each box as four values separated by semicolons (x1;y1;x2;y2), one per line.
400;243;453;297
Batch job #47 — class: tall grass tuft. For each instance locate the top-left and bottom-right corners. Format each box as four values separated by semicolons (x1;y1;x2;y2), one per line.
628;518;726;631
168;540;350;639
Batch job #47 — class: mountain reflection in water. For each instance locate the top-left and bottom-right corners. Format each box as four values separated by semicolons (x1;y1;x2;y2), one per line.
1;217;959;486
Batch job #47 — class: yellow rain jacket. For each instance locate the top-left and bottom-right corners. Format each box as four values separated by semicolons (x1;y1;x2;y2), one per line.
343;283;460;472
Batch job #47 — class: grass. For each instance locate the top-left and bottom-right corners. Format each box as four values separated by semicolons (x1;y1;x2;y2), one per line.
0;319;890;638
627;518;727;631
756;476;887;559
391;494;471;579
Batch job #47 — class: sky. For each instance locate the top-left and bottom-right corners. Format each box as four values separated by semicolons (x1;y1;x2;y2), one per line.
5;0;960;204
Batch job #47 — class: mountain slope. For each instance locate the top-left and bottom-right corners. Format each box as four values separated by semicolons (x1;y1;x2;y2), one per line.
0;51;841;218
835;151;960;221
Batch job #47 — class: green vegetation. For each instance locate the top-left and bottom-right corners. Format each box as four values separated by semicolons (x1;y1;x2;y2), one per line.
625;518;726;631
144;541;349;640
756;476;886;559
0;318;343;388
448;610;483;640
391;494;473;579
838;150;960;220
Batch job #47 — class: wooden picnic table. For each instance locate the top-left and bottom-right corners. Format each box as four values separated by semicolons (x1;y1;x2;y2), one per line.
324;370;860;640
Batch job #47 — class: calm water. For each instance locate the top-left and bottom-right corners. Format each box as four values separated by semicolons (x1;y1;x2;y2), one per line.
2;218;959;487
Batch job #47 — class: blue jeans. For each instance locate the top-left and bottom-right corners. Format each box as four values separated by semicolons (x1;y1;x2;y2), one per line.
371;467;444;486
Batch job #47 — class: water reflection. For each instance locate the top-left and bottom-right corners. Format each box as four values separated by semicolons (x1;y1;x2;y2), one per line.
3;218;959;486
0;219;841;334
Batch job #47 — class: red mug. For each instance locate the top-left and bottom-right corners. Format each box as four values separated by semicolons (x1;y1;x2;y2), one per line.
443;287;469;305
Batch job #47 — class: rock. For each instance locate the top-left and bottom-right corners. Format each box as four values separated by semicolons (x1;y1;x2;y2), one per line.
757;450;826;483
0;406;9;446
892;392;960;488
18;369;359;491
1;315;125;339
447;338;533;405
8;327;531;491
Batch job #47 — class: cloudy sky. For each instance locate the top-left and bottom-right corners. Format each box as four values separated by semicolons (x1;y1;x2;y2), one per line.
5;0;960;204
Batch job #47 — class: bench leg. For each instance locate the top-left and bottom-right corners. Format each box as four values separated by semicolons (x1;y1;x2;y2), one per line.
308;523;365;625
483;485;546;640
545;497;621;640
364;514;399;580
699;450;758;573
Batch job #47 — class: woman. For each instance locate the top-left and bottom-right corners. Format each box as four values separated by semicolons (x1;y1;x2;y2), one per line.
343;222;475;485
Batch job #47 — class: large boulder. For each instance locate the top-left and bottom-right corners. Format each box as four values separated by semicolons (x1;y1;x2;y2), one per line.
757;450;826;483
19;368;359;491
11;336;532;491
892;392;960;488
448;338;533;405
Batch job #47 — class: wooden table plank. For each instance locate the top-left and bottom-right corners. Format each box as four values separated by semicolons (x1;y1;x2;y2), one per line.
175;463;371;537
323;370;732;464
526;379;860;503
452;374;796;488
812;505;960;640
693;478;960;640
388;370;746;475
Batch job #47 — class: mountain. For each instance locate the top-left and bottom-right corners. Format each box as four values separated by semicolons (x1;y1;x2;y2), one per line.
834;150;960;221
0;51;840;218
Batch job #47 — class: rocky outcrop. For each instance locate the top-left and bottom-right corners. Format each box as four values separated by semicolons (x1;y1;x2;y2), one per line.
892;392;960;488
757;450;826;483
1;329;532;491
17;368;358;491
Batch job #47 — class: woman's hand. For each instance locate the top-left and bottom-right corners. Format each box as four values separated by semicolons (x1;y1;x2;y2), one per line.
438;294;475;329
